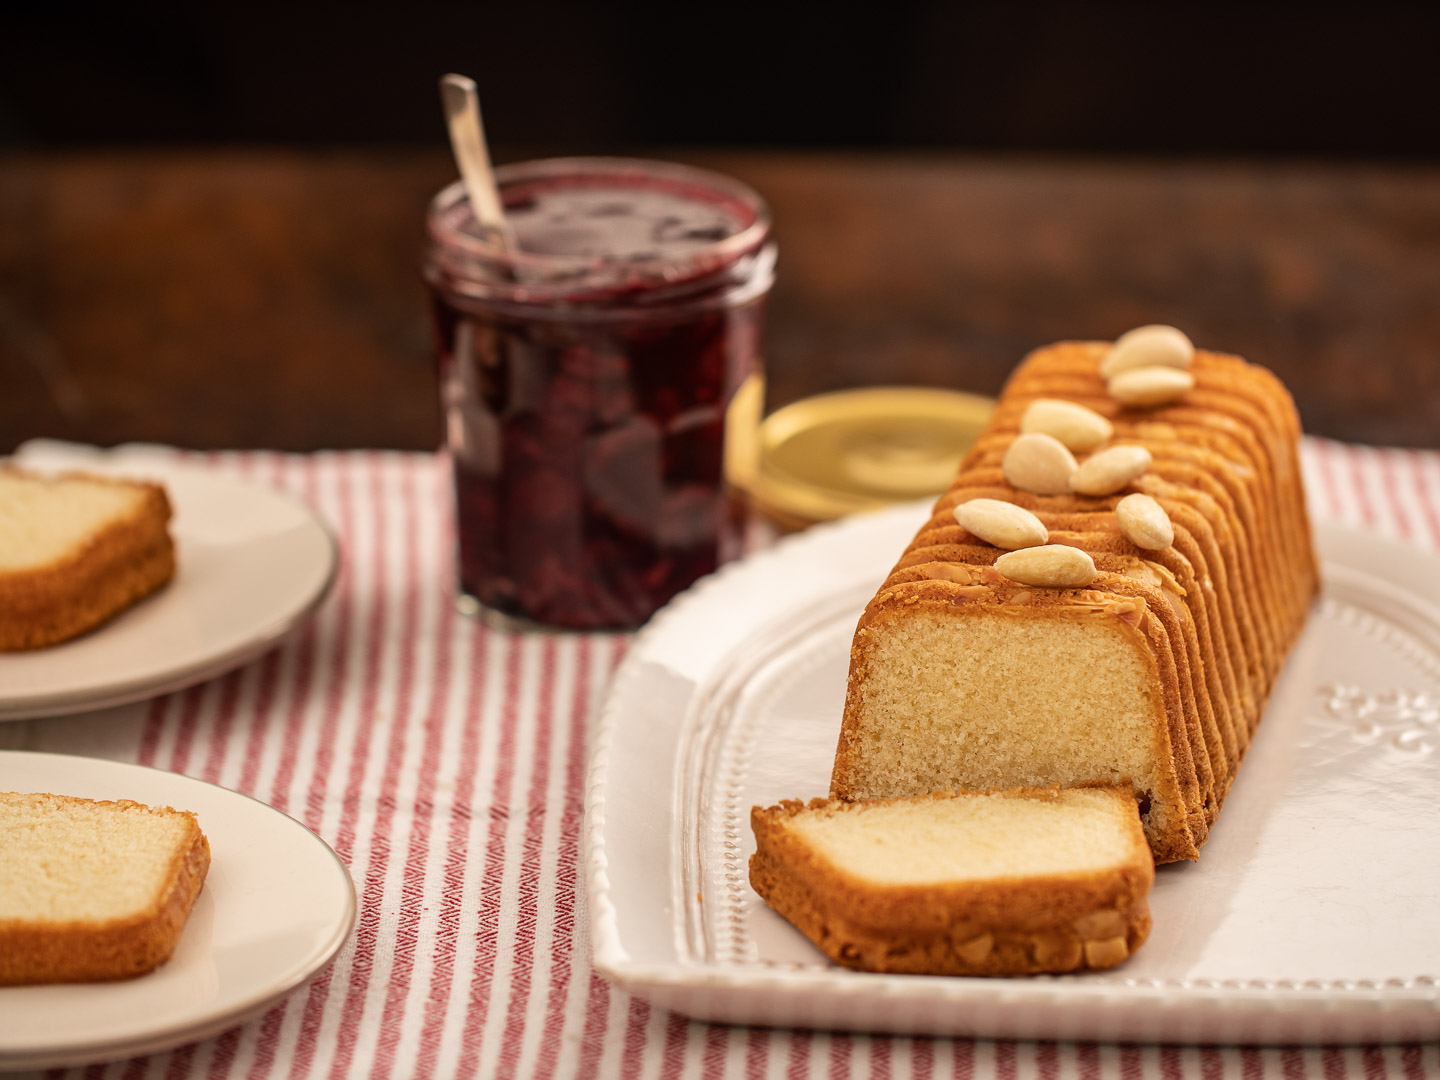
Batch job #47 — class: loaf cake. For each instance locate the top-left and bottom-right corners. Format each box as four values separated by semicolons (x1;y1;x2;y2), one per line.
830;333;1319;862
0;468;175;651
750;785;1153;975
0;791;211;984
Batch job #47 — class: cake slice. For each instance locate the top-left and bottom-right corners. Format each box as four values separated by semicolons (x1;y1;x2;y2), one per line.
0;469;175;651
750;786;1153;976
0;791;211;984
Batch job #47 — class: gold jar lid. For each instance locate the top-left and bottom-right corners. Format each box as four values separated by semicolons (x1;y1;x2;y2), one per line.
726;379;994;530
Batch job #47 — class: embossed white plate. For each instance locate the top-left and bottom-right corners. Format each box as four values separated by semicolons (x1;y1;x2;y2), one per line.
585;505;1440;1044
0;751;356;1070
0;442;337;721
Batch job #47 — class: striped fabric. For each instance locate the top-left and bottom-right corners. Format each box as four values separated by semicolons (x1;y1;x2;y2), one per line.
5;440;1440;1080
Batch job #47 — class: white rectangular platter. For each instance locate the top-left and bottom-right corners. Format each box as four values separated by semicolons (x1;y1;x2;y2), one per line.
585;504;1440;1044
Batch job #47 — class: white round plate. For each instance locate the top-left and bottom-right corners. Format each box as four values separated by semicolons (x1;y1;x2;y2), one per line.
0;751;356;1070
0;449;337;721
585;504;1440;1045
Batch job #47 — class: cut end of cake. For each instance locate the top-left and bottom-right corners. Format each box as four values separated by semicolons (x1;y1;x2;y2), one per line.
831;601;1194;859
0;791;211;985
750;786;1154;976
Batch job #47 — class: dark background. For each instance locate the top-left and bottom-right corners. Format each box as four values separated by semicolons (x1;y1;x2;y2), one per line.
3;3;1440;452
4;3;1439;158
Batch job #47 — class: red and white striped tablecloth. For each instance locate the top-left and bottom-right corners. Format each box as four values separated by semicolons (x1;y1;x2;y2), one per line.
5;440;1440;1080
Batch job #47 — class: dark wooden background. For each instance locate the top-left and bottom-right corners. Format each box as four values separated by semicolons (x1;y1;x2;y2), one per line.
3;150;1438;453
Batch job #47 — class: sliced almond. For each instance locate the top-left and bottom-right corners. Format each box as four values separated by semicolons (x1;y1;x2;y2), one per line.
994;545;1097;588
1117;492;1174;549
1002;433;1078;495
1083;936;1130;968
1031;933;1082;969
1100;324;1194;378
956;932;994;964
1019;398;1113;453
1073;909;1128;940
953;498;1049;550
1108;366;1195;407
922;563;984;585
1070;444;1153;496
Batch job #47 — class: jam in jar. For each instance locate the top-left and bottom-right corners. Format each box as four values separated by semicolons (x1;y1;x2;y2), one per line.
424;158;775;630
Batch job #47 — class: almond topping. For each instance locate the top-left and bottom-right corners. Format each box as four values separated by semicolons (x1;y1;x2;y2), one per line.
1117;493;1174;549
1073;909;1128;939
1070;444;1153;496
1019;398;1113;452
956;932;994;964
993;545;1097;588
1031;932;1083;969
1100;324;1194;378
1108;366;1195;407
1083;936;1131;968
922;562;984;584
1002;433;1078;495
953;498;1049;550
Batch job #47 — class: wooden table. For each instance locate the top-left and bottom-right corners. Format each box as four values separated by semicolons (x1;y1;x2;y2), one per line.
3;151;1438;451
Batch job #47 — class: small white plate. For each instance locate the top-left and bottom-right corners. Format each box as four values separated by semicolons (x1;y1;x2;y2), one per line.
585;505;1440;1045
0;444;337;721
0;751;356;1070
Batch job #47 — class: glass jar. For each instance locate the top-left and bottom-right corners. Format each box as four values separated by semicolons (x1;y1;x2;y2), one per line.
424;157;775;631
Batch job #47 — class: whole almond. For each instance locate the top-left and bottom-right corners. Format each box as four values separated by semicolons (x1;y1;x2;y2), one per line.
1108;366;1195;407
1117;493;1174;549
953;498;1049;550
994;545;1097;588
1019;398;1113;452
1002;433;1078;495
1070;445;1153;496
1100;324;1194;378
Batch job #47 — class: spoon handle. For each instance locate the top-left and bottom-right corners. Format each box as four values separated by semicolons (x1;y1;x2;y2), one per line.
439;74;517;251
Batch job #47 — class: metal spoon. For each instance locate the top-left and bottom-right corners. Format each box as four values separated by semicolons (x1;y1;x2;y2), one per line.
439;73;517;251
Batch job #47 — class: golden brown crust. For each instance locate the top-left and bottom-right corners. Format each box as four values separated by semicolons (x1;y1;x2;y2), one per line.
0;471;175;651
1001;344;1318;638
0;795;210;985
979;347;1319;729
968;427;1289;689
749;788;1153;976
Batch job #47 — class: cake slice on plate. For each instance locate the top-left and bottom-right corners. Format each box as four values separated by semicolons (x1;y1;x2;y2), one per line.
0;469;175;650
750;786;1153;976
0;791;211;984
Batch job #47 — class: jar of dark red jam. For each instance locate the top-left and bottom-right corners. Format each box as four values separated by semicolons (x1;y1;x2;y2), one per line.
424;158;775;630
